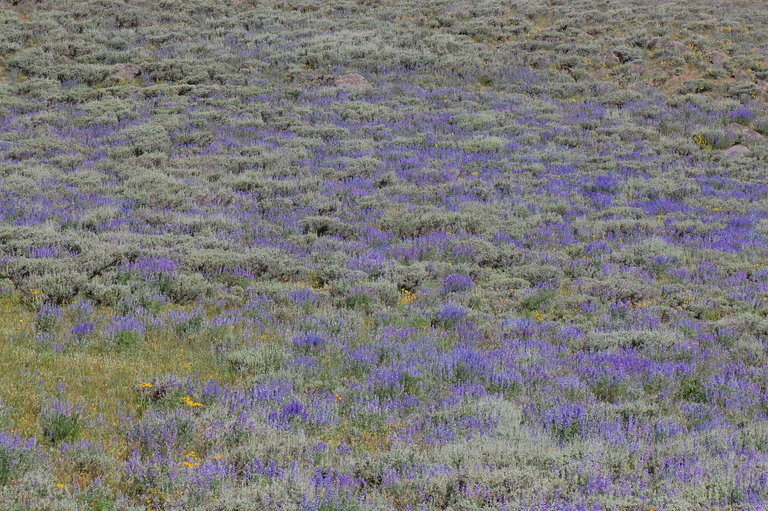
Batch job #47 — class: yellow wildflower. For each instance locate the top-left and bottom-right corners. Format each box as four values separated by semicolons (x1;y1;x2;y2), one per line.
183;450;201;466
181;396;203;407
398;289;416;305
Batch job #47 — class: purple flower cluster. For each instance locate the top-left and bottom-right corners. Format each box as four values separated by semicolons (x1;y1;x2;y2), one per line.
0;431;38;485
122;256;179;281
103;315;146;348
293;333;325;350
442;273;474;293
70;322;95;343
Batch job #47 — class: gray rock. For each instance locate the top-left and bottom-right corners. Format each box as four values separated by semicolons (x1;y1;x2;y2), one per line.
723;144;751;157
659;40;690;56
307;73;372;90
726;123;767;142
295;72;370;90
111;63;141;81
328;73;371;89
709;51;728;65
627;62;646;75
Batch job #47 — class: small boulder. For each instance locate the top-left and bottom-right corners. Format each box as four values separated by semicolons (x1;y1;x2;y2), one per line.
708;51;728;65
627;62;646;75
733;70;753;81
308;73;371;90
659;40;690;56
726;123;767;142
329;73;371;89
723;144;751;157
111;63;141;81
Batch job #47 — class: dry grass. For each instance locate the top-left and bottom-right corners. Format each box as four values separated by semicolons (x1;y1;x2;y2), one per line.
0;294;230;445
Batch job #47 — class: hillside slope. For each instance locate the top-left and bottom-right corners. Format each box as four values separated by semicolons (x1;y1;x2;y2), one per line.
1;1;768;509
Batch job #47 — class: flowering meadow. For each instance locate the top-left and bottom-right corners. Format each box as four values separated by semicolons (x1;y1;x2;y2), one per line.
1;0;768;509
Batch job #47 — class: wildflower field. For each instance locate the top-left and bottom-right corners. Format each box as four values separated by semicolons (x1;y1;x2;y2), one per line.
1;0;768;509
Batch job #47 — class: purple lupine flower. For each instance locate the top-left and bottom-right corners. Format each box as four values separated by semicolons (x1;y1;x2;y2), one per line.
591;174;618;192
287;287;318;305
67;300;94;320
543;402;587;443
0;431;38;484
293;333;325;350
280;399;307;422
36;304;61;333
103;315;146;348
347;251;387;275
442;273;474;293
729;106;755;124
28;245;60;258
242;458;284;480
70;321;95;343
435;303;467;327
129;257;179;280
39;397;83;444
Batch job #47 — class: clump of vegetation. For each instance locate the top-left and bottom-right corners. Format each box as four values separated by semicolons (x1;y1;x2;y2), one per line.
39;397;83;445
